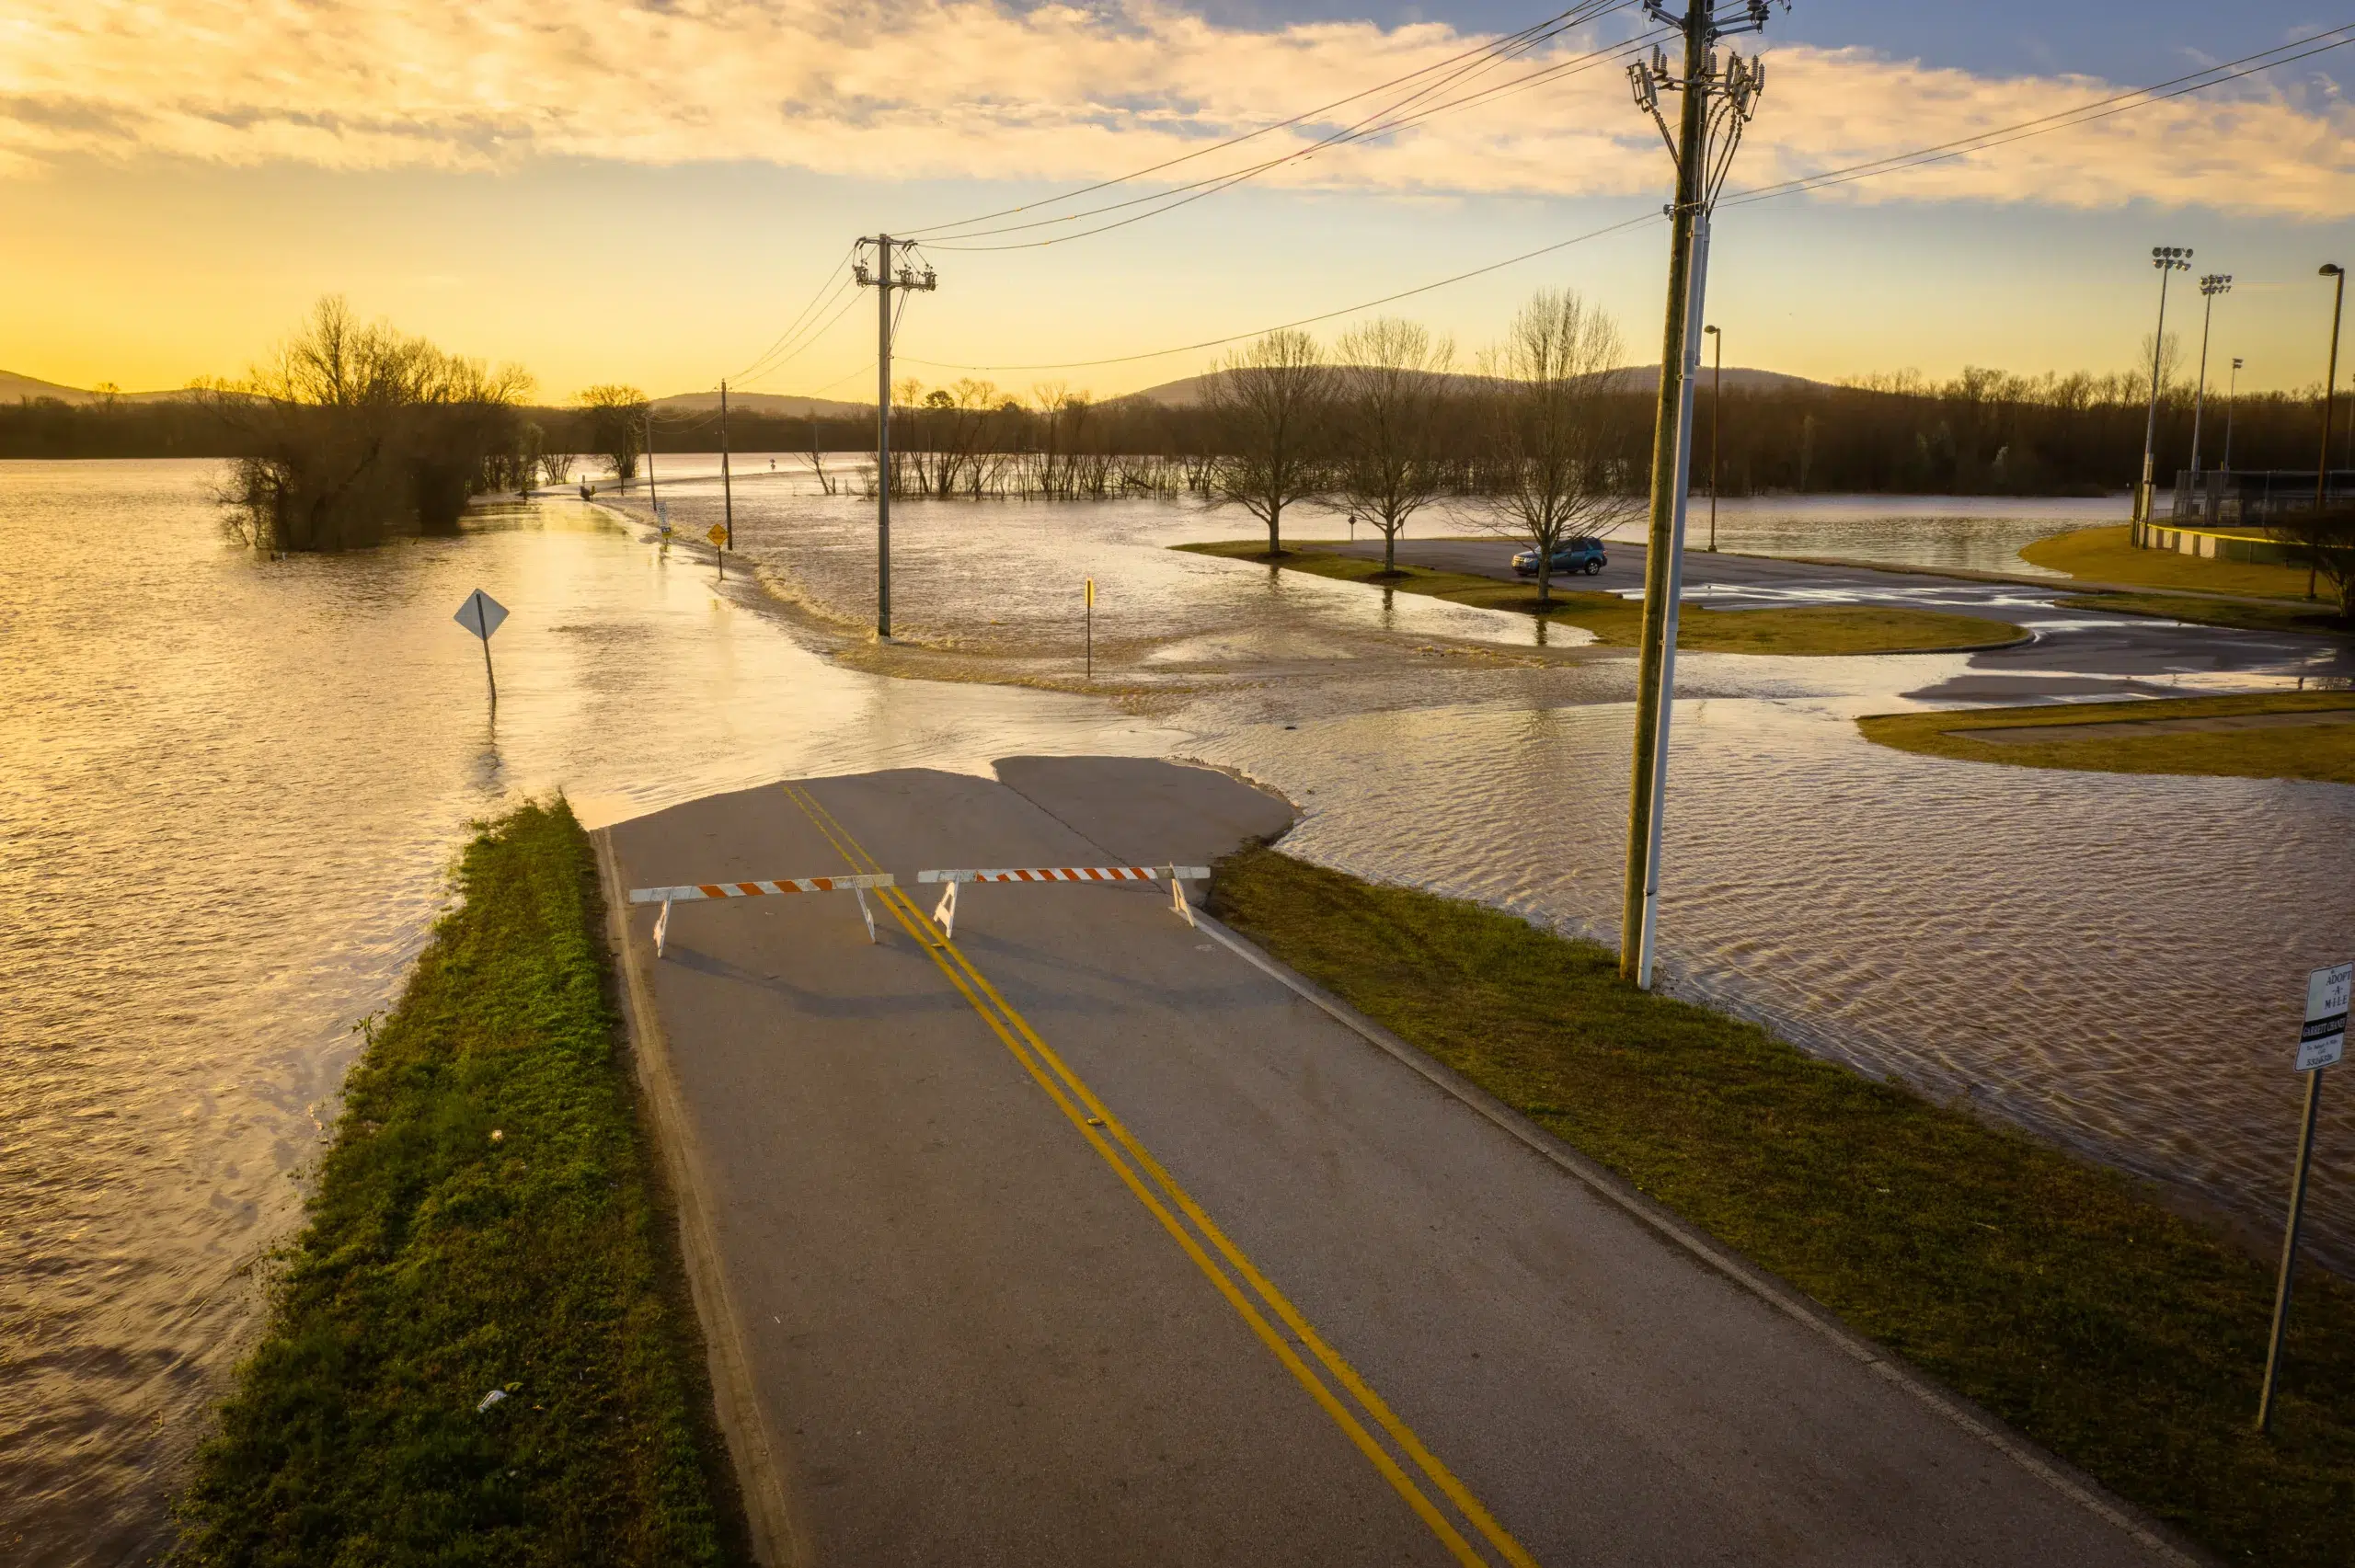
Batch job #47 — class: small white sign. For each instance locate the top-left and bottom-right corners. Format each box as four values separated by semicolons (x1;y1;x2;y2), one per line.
454;589;508;642
2298;961;2351;1072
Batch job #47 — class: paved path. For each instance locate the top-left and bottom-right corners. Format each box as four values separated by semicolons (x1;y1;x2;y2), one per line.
1327;535;2355;693
599;758;2197;1567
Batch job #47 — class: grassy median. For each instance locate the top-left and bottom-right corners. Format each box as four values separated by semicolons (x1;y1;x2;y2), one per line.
1178;540;2024;655
1210;846;2355;1567
2021;523;2315;601
1858;691;2355;784
175;801;747;1567
2055;590;2351;640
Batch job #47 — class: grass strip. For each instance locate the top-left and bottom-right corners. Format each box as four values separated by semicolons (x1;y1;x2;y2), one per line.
1177;540;2024;655
2057;591;2352;640
175;800;748;1567
1209;846;2355;1567
2021;524;2316;601
1858;691;2355;784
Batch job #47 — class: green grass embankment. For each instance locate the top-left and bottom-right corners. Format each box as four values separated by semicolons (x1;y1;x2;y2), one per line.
1209;847;2355;1567
1859;691;2355;784
2021;524;2316;601
176;801;747;1567
1178;540;2025;656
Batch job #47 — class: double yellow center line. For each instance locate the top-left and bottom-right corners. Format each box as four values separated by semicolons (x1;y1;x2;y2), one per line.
778;781;1538;1568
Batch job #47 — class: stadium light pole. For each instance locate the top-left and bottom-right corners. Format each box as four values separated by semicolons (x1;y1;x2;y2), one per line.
2138;246;2191;532
2190;275;2231;476
2314;264;2345;600
2223;357;2243;474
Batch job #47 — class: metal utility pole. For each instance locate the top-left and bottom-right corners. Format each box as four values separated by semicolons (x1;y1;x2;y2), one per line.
2223;357;2243;473
2190;275;2231;475
719;380;735;550
1704;323;1723;552
2318;265;2345;517
1620;0;1776;988
854;235;937;638
2138;246;2190;532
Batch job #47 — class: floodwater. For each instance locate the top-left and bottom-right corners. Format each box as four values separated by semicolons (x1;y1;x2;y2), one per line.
0;457;2339;1563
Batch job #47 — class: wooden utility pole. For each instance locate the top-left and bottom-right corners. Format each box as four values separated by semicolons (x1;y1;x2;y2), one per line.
855;235;937;638
719;380;735;550
1619;0;1773;987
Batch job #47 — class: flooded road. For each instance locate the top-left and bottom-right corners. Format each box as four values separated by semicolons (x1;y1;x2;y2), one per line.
1;458;2343;1562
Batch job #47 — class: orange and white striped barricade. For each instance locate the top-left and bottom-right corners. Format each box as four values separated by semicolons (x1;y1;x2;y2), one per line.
628;873;896;956
914;864;1209;941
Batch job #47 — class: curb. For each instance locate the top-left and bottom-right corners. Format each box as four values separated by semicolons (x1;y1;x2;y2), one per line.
593;830;805;1568
1189;907;2213;1568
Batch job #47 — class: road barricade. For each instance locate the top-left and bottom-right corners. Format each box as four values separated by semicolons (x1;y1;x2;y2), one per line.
628;874;896;956
914;864;1210;940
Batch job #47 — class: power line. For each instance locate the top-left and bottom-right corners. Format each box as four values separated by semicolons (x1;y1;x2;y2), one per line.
899;211;1665;372
895;20;2355;377
922;17;1661;251
1723;22;2355;208
901;2;1636;241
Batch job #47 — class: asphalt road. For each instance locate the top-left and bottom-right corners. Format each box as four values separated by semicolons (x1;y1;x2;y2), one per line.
600;758;2194;1567
1330;534;2355;694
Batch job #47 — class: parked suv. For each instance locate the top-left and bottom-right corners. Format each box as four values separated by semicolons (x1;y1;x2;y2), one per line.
1511;537;1608;578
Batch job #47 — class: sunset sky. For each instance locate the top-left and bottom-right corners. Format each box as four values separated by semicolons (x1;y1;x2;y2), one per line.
5;0;2353;402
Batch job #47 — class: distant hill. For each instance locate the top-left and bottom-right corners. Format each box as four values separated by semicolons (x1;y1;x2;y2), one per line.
653;390;868;418
1116;364;1829;407
1;370;201;405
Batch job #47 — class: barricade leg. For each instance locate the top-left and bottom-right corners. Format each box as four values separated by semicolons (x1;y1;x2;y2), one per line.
654;898;672;958
1170;874;1196;929
933;879;958;941
855;887;878;944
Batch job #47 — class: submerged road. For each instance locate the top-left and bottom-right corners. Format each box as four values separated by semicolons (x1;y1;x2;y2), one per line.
599;758;2194;1567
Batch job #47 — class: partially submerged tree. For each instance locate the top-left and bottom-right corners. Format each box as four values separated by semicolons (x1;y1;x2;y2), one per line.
1477;289;1641;605
209;296;533;551
1204;328;1333;555
1332;317;1454;574
577;384;649;480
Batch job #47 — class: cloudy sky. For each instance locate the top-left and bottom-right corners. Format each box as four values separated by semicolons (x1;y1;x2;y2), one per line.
5;0;2351;401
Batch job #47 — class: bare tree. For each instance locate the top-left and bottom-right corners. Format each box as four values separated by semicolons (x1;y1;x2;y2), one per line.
1332;317;1453;574
578;384;648;479
2279;505;2355;621
1205;328;1334;555
1478;289;1641;605
209;296;532;551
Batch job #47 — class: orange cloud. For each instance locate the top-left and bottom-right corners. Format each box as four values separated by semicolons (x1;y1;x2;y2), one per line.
2;0;2347;216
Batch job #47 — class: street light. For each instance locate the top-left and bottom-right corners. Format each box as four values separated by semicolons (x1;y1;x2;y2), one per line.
1703;325;1722;552
2223;357;2244;474
2138;245;2192;532
2190;274;2231;477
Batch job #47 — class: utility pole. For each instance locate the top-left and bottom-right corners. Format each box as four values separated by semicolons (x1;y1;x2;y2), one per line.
719;380;735;550
2316;264;2345;600
644;408;660;511
2138;246;2191;533
1620;0;1775;989
854;235;938;638
1704;323;1722;552
2190;276;2231;476
2223;357;2244;474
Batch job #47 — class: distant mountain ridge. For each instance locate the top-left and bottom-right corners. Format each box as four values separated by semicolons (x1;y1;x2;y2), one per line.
652;390;867;418
1111;365;1828;408
2;370;201;404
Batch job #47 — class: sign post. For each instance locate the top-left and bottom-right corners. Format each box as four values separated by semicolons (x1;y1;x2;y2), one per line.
708;522;728;581
454;589;509;704
2257;958;2349;1433
1084;578;1095;683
